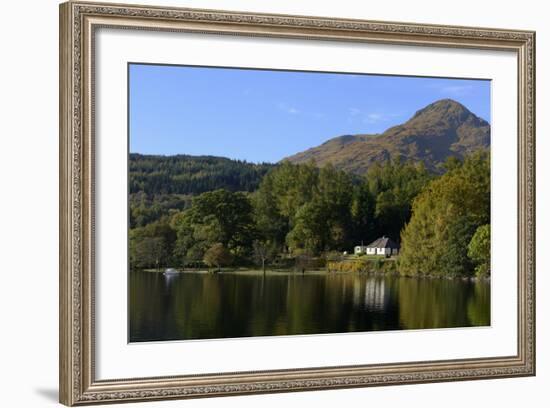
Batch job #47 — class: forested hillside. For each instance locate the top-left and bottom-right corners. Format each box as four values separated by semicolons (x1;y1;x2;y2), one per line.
129;154;275;195
129;154;274;228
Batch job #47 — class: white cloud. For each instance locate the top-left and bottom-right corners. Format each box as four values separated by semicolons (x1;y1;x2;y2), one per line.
365;113;383;122
435;84;474;96
277;102;300;115
361;112;402;124
348;107;403;124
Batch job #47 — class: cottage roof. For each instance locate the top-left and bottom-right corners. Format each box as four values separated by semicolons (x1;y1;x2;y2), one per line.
366;236;399;249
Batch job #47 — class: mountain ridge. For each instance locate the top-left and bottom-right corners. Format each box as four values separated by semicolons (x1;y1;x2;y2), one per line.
283;99;490;174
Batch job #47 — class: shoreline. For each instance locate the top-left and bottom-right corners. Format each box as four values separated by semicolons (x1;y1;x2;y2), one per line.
133;268;490;281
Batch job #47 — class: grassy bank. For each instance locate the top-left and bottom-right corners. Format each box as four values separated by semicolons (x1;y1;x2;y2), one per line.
137;257;489;280
327;257;398;275
326;257;489;281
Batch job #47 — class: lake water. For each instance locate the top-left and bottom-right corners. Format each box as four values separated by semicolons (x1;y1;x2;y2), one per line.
129;270;490;342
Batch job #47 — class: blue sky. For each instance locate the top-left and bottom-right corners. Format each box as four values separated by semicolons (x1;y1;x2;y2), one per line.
129;64;490;163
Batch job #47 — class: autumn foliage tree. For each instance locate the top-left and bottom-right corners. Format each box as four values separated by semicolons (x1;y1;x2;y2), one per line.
399;152;490;277
203;243;233;272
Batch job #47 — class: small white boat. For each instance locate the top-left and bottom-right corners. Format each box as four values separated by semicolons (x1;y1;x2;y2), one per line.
163;268;178;275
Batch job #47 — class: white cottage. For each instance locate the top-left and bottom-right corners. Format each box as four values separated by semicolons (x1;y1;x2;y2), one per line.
354;236;399;257
354;245;368;255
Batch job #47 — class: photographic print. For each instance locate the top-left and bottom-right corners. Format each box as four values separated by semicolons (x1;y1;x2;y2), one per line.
60;4;535;403
128;64;491;342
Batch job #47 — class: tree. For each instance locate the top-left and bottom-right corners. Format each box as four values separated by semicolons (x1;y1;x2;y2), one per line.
254;161;355;255
366;159;431;242
192;189;256;254
374;190;405;241
443;155;462;172
203;243;233;272
252;240;277;273
251;174;288;252
468;224;491;277
129;191;189;228
252;160;319;250
171;189;256;263
399;151;490;277
350;183;376;244
285;199;329;255
317;164;354;250
269;160;319;220
129;217;176;269
439;216;477;277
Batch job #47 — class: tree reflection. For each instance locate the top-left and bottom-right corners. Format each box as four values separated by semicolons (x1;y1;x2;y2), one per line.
129;271;490;342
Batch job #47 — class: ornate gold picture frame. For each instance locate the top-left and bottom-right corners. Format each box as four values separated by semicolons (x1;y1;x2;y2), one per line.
59;1;535;405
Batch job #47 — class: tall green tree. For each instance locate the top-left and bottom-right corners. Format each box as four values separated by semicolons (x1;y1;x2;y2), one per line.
285;198;329;254
171;189;256;263
268;160;319;222
350;182;376;244
399;151;490;277
366;159;431;243
253;161;319;254
468;224;491;277
253;161;354;255
317;164;354;249
251;172;289;251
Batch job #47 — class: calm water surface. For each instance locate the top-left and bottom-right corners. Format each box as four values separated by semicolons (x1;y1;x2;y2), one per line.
129;270;490;342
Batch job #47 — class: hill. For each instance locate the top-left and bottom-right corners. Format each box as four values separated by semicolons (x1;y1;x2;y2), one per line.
129;153;275;195
284;99;490;174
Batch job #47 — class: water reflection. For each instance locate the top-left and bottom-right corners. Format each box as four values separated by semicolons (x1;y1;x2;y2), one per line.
163;272;179;287
364;278;388;310
129;271;491;342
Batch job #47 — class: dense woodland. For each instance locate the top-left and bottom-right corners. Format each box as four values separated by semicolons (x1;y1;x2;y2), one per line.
129;151;490;278
130;153;274;195
129;154;273;228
